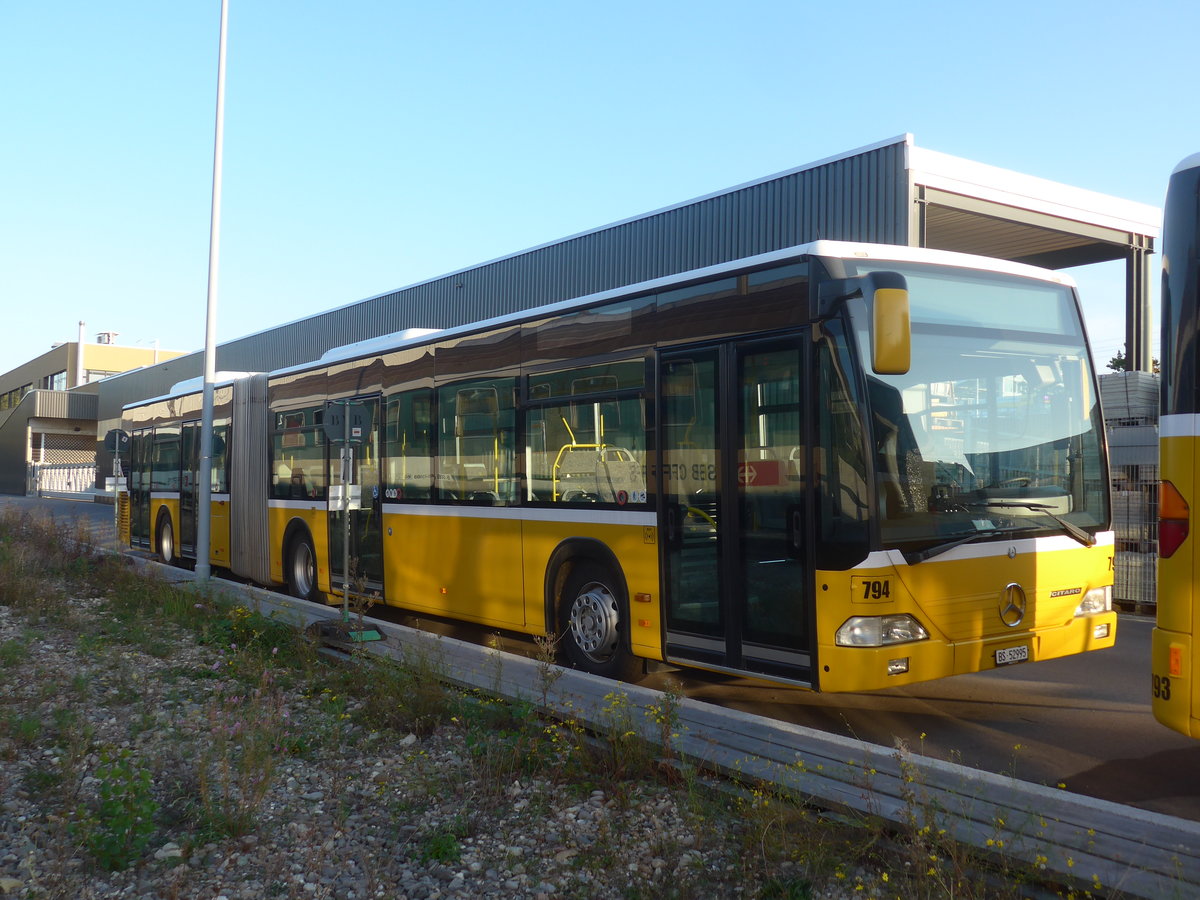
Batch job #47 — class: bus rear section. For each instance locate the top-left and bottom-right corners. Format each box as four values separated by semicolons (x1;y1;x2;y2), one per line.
1154;153;1200;737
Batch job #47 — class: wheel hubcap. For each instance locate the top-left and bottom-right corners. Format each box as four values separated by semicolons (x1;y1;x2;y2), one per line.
569;582;619;661
293;544;314;595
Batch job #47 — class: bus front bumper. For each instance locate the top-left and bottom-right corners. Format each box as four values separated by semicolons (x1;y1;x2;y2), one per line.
818;612;1118;693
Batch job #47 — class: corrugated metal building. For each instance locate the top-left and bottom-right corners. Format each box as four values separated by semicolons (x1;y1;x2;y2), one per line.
15;134;1166;492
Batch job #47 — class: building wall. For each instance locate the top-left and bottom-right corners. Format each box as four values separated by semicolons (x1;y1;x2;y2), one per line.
0;391;98;495
0;344;70;412
80;344;186;385
0;342;185;414
0;340;183;495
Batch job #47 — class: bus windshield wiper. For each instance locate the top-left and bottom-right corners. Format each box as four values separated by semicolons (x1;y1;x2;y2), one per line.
970;501;1096;547
903;529;1001;565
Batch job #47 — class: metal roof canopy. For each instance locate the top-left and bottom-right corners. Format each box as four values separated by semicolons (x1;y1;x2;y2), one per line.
902;139;1160;370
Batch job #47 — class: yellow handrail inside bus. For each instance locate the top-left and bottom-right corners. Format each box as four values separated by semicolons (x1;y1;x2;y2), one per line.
552;415;633;501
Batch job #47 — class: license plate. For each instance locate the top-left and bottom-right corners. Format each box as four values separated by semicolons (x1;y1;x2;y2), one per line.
995;645;1029;666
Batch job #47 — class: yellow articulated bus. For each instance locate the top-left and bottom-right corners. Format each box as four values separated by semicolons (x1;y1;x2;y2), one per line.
1154;154;1200;735
119;240;1116;691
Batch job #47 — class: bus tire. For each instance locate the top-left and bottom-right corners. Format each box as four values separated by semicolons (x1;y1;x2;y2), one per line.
559;560;640;682
286;532;320;602
156;512;178;567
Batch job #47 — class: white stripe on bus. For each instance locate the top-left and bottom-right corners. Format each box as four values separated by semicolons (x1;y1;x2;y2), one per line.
1161;414;1200;438
267;498;657;527
854;531;1115;569
383;503;657;526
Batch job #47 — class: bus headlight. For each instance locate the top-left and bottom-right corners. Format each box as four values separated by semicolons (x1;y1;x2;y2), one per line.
835;614;929;647
1075;586;1112;616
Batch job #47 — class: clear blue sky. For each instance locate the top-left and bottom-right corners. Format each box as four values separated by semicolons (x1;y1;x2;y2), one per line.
1;0;1195;376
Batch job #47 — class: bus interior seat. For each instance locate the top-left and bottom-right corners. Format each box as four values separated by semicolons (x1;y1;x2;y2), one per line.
290;468;310;499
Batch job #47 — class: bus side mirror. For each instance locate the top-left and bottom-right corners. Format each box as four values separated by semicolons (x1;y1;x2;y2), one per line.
815;271;911;375
868;272;910;376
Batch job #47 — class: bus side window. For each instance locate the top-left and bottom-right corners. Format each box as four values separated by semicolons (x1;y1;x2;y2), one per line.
525;360;649;506
438;378;517;505
270;407;327;502
385;390;435;501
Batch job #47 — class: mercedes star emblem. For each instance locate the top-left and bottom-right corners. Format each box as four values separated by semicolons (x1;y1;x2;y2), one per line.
1000;583;1027;628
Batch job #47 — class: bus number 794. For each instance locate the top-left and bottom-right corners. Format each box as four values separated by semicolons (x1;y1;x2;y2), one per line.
863;579;891;601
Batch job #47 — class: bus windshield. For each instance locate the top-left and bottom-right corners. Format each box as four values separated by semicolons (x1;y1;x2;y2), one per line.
843;261;1108;555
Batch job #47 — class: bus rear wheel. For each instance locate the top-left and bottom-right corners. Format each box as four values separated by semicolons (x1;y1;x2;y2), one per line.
287;533;319;602
156;513;178;567
559;560;640;682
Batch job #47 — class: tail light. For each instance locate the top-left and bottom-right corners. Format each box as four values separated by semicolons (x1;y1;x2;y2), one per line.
1160;480;1189;559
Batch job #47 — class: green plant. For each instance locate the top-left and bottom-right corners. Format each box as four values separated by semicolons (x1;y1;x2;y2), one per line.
647;679;683;762
758;875;815;899
5;712;42;747
419;815;470;864
49;706;79;739
71;747;159;871
195;668;293;838
199;602;312;677
532;631;563;709
0;638;27;667
454;691;565;789
591;689;659;783
76;630;109;656
22;765;64;797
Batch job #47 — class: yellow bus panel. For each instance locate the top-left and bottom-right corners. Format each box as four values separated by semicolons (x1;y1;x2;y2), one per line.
382;511;526;629
209;498;231;566
1154;433;1199;736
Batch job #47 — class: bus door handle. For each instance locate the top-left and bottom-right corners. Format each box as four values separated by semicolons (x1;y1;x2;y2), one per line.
787;504;804;558
666;503;683;549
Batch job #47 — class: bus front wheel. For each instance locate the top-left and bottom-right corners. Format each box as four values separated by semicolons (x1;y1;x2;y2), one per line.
559;560;640;682
287;533;320;602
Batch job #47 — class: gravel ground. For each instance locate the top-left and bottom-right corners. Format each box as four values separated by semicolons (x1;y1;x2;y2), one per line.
0;590;892;900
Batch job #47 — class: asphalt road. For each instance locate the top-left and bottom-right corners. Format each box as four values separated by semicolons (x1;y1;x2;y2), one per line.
10;493;1200;821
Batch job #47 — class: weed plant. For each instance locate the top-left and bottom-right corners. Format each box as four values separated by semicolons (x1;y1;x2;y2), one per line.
70;747;159;872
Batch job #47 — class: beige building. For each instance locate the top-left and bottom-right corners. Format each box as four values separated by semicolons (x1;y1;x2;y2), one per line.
0;327;185;495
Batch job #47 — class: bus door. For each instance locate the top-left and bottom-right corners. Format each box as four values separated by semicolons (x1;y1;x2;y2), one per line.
179;421;199;556
328;397;384;594
659;337;812;683
129;429;152;548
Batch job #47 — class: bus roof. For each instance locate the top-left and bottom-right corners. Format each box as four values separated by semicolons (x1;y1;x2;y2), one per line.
123;371;263;411
267;240;1077;380
1173;153;1200;176
125;240;1079;407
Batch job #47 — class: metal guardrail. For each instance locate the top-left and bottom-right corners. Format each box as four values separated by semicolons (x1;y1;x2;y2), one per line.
141;560;1200;899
